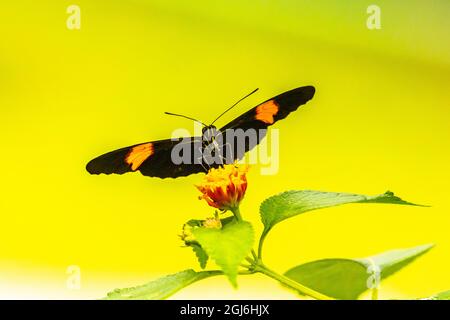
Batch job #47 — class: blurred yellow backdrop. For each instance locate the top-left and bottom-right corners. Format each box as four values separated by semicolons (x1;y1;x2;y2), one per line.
0;0;449;299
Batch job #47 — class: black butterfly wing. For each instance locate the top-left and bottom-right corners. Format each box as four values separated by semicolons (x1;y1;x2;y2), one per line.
220;86;315;131
86;86;315;178
219;86;315;161
86;137;207;179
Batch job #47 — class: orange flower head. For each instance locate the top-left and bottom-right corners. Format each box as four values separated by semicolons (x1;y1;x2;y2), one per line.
196;164;249;210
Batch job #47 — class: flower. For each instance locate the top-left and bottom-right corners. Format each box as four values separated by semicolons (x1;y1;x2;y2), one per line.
196;164;249;211
180;223;195;243
202;212;222;229
180;213;222;245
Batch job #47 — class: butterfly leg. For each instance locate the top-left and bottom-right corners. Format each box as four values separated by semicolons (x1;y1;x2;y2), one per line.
217;142;234;165
197;146;211;172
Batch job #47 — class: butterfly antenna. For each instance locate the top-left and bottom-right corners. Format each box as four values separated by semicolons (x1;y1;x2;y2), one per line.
164;112;207;127
210;88;259;125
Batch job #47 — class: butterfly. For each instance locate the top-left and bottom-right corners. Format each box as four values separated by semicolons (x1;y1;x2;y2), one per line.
86;86;315;179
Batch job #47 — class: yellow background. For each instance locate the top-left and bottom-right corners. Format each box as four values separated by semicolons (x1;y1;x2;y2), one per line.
0;0;449;299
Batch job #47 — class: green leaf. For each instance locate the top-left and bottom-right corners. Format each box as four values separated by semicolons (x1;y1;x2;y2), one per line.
105;269;220;300
434;290;450;300
354;244;434;279
260;190;421;234
193;220;254;287
186;219;203;227
186;215;235;228
183;215;236;269
220;215;237;226
422;290;450;300
284;244;434;300
191;243;209;269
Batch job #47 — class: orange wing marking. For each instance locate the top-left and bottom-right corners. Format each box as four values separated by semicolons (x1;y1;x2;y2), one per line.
255;100;279;124
125;143;154;171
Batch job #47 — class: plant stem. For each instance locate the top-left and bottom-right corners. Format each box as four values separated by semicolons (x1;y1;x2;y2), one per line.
208;269;255;276
203;270;224;276
238;270;256;275
231;207;331;300
258;229;269;260
231;207;243;221
245;257;254;264
251;249;258;261
254;263;334;300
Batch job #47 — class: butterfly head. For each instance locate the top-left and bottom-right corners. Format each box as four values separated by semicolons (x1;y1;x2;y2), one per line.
202;125;219;143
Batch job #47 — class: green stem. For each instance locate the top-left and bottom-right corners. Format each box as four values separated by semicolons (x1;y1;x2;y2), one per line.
208;269;255;276
258;229;269;260
230;207;330;300
251;249;258;261
231;207;243;221
238;270;256;275
245;257;254;264
254;263;334;300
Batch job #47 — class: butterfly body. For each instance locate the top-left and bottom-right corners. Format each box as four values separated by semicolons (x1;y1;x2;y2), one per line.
86;86;315;179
